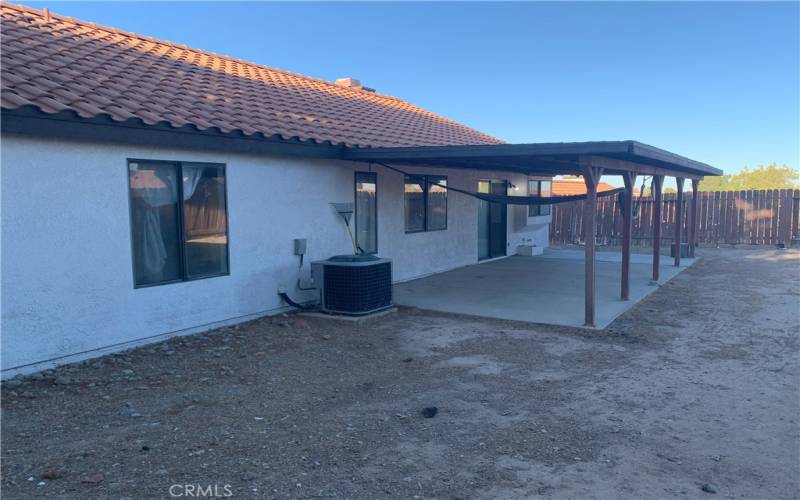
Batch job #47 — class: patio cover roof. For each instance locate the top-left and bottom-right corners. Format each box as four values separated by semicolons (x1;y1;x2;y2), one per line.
343;140;721;179
344;139;719;329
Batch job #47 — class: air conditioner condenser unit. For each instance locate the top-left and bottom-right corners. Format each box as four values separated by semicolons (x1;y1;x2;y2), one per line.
311;255;393;316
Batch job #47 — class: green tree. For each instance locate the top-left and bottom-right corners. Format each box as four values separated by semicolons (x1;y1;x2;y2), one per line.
698;163;798;191
697;174;734;191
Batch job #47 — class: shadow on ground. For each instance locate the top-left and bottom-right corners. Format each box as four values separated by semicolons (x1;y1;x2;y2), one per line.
2;248;798;499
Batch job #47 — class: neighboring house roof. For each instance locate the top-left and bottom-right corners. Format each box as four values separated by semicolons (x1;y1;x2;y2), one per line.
552;176;616;196
0;2;502;148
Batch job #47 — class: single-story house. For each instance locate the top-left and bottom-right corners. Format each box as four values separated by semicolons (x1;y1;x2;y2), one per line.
0;3;721;377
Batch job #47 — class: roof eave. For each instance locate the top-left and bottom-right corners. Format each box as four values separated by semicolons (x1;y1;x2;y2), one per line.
2;106;723;178
1;106;347;160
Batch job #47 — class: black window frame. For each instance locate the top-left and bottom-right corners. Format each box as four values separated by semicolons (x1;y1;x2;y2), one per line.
354;171;378;254
127;158;230;289
404;174;448;233
528;179;552;217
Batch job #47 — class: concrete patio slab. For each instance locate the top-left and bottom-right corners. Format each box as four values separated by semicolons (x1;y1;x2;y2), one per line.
394;249;696;329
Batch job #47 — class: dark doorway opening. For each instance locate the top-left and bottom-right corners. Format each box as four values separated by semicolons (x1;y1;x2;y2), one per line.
478;179;507;260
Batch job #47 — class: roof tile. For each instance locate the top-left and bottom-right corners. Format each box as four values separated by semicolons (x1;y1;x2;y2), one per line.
1;2;502;148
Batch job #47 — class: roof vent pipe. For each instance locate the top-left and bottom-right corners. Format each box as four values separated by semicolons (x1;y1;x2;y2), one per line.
334;77;376;93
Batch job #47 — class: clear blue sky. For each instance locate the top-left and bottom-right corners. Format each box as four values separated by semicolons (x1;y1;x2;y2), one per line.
23;1;800;183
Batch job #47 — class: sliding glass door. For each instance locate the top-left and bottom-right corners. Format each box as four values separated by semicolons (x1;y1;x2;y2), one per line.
478;179;507;260
478;181;491;260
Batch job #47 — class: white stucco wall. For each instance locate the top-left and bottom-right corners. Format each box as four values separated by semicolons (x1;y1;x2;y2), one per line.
1;135;549;375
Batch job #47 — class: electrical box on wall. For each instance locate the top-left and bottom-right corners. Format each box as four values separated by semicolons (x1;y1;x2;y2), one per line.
294;238;307;256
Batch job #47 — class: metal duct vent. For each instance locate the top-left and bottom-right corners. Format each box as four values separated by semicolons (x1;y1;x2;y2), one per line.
311;255;392;316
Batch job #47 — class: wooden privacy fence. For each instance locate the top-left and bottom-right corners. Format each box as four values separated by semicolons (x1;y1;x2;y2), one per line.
550;189;800;247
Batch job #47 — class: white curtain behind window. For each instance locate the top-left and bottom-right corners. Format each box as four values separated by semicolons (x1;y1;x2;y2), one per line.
132;166;178;281
142;209;168;278
182;166;204;201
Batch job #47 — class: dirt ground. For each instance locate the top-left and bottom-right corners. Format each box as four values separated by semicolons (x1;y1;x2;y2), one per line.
2;248;798;499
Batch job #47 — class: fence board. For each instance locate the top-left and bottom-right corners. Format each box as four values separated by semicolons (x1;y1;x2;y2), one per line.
780;191;789;244
738;190;746;244
782;190;794;244
761;190;769;245
771;189;781;245
752;190;759;244
759;190;766;242
712;191;721;244
745;190;754;244
794;190;800;240
701;191;711;243
762;190;769;244
549;189;798;247
720;192;725;242
728;190;737;244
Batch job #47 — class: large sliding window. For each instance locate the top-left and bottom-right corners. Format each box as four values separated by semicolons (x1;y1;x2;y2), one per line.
528;179;552;217
404;175;447;232
128;160;229;287
355;172;377;254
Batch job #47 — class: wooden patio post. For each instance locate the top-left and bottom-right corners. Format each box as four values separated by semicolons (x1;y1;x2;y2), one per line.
689;178;700;257
581;161;603;327
674;177;685;267
652;175;664;281
621;172;636;300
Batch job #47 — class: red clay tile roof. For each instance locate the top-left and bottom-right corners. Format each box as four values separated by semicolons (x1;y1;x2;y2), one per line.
552;176;616;196
0;2;503;148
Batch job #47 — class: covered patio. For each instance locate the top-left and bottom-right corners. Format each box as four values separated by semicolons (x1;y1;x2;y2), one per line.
345;141;721;327
394;249;695;328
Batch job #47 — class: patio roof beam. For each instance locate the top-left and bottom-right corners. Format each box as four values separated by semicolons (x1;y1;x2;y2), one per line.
366;158;583;176
345;142;632;161
397;159;531;173
356;152;707;180
365;156;582;173
368;154;708;180
343;141;721;178
583;155;704;180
